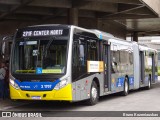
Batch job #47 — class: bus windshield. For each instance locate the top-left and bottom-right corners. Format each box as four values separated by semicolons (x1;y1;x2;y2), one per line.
12;38;68;74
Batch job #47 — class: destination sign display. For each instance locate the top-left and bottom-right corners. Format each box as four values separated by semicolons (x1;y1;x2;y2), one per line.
16;28;69;38
23;30;63;37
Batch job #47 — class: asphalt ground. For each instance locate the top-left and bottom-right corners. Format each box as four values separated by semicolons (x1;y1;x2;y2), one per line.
1;81;160;119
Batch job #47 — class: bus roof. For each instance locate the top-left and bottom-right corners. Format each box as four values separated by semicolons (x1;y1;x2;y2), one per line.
15;24;158;52
27;24;71;28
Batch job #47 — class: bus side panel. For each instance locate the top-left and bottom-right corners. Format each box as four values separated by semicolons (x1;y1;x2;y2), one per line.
110;43;134;93
72;75;93;101
133;43;140;89
72;73;103;101
111;73;123;93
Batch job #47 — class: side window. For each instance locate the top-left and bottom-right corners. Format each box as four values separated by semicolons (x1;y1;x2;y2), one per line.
72;40;79;67
73;36;86;66
72;34;87;81
72;33;99;81
87;40;98;61
145;51;151;73
120;51;129;64
111;44;120;73
129;52;133;64
119;45;132;73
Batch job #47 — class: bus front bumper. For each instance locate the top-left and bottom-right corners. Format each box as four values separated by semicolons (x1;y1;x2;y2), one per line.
9;84;72;101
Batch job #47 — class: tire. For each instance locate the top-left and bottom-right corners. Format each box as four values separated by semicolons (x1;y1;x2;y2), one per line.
86;81;99;105
146;77;151;90
121;78;129;96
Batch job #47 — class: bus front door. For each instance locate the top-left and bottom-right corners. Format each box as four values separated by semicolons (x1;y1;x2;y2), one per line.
103;43;111;92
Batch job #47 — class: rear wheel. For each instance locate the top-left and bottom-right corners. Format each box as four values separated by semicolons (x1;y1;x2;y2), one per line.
121;78;129;96
86;81;99;105
146;77;151;90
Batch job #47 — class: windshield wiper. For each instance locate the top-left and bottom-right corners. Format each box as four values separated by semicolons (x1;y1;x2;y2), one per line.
41;37;57;68
35;40;40;68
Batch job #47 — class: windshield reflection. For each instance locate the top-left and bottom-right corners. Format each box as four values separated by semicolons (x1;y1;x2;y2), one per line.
12;38;68;74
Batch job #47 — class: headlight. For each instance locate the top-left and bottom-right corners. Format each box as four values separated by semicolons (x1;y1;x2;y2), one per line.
54;78;68;90
10;78;20;90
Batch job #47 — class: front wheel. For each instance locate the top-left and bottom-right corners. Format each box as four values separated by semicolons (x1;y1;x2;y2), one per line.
121;78;129;96
86;81;99;105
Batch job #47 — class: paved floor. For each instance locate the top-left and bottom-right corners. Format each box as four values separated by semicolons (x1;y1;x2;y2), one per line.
1;82;160;119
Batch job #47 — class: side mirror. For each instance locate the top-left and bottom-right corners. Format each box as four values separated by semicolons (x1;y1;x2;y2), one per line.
2;41;5;55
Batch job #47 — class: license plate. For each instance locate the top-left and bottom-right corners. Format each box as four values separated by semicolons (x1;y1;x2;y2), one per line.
31;96;41;100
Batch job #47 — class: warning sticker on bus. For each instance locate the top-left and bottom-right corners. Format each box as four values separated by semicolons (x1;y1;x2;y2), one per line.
87;61;104;72
42;69;62;73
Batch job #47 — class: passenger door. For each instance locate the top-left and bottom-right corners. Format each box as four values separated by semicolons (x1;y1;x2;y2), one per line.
103;41;111;92
140;51;145;85
151;53;155;83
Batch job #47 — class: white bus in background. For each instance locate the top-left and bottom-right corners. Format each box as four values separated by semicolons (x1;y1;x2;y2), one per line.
9;25;158;105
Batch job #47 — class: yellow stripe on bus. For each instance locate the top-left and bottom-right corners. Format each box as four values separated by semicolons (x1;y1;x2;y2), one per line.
10;84;72;101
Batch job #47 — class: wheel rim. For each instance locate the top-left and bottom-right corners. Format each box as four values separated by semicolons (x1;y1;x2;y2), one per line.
125;81;128;93
91;87;97;100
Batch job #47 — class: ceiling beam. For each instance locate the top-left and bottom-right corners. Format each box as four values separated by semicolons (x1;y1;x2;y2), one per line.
15;7;55;16
138;30;160;36
0;0;35;20
73;1;118;12
4;14;40;21
101;13;155;20
84;0;142;5
125;7;155;16
114;20;135;30
118;4;141;12
28;0;71;8
0;0;21;5
100;5;145;19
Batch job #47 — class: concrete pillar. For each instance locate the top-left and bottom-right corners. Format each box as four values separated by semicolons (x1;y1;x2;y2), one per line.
133;32;138;42
68;8;78;26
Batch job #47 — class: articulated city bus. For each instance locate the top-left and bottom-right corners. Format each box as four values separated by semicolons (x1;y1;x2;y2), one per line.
9;25;158;105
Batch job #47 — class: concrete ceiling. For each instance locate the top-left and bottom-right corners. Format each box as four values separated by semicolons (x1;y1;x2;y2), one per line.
118;18;160;36
0;0;160;36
